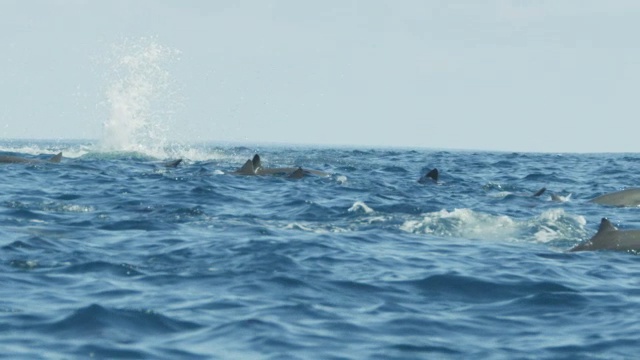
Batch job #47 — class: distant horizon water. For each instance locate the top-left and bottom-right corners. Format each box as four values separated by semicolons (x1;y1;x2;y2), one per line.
1;136;639;157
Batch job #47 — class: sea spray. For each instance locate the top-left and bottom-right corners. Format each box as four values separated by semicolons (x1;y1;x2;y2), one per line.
99;38;181;158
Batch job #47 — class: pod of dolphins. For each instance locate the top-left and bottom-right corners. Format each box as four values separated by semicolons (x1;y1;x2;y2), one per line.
231;154;329;178
3;150;640;253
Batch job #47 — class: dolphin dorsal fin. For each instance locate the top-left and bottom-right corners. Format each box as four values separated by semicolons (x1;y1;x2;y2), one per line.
49;152;63;163
533;187;546;197
164;159;182;168
252;154;261;170
597;218;617;234
418;168;439;184
237;159;255;174
288;167;305;179
427;168;438;182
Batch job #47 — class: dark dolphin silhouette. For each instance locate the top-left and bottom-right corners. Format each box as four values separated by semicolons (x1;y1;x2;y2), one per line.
418;168;438;184
590;188;640;207
232;154;329;178
163;159;182;168
570;218;640;252
0;152;62;164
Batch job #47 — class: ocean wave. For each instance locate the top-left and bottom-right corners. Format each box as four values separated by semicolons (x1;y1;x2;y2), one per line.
2;141;640;358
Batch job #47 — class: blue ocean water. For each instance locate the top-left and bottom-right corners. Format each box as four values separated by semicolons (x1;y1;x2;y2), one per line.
1;140;640;359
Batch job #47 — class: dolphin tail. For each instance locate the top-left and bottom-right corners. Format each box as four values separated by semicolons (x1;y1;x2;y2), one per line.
49;152;63;163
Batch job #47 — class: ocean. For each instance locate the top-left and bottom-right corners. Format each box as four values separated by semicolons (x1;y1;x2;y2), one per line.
1;140;639;359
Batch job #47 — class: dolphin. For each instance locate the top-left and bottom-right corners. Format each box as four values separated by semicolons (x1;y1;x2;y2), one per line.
550;192;571;202
418;168;438;184
531;187;571;202
288;167;305;179
232;154;329;178
570;218;640;252
163;159;183;168
231;154;261;175
532;187;546;197
488;186;547;200
0;152;62;164
590;188;640;207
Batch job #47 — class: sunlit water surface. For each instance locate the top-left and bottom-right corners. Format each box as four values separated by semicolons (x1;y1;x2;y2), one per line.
1;141;639;359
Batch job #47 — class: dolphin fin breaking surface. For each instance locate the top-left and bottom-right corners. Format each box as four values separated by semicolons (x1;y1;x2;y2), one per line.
252;154;262;172
0;152;63;164
418;168;438;184
570;218;640;252
532;187;546;197
163;159;182;168
49;152;63;163
288;167;305;179
232;154;329;178
590;188;640;207
234;159;256;175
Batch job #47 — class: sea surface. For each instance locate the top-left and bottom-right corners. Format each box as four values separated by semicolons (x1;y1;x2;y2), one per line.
1;140;640;359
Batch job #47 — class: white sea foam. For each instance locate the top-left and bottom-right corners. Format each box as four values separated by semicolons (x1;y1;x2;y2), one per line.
530;208;586;243
488;191;513;199
401;208;587;243
348;201;374;214
61;204;95;213
283;222;348;233
0;141;92;159
551;193;572;202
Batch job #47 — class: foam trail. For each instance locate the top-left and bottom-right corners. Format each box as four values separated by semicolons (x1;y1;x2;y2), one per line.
401;208;587;243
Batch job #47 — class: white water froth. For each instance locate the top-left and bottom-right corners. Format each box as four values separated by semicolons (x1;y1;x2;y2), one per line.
348;201;374;214
283;222;352;234
401;208;587;244
0;142;93;159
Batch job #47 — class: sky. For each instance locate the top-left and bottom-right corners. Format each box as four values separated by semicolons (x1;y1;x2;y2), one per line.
1;0;639;153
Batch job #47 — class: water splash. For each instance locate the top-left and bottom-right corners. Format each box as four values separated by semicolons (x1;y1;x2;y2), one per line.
400;208;587;244
348;201;374;214
98;38;181;158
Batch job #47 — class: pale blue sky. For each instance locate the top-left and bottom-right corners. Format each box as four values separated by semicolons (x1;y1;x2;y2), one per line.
1;0;639;152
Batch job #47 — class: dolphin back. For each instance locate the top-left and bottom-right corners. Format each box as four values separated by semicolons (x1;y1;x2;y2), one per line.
233;159;255;175
590;188;640;207
49;152;63;163
532;188;546;197
288;167;305;179
163;159;182;168
570;218;616;252
418;168;438;184
0;152;62;164
570;218;640;252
